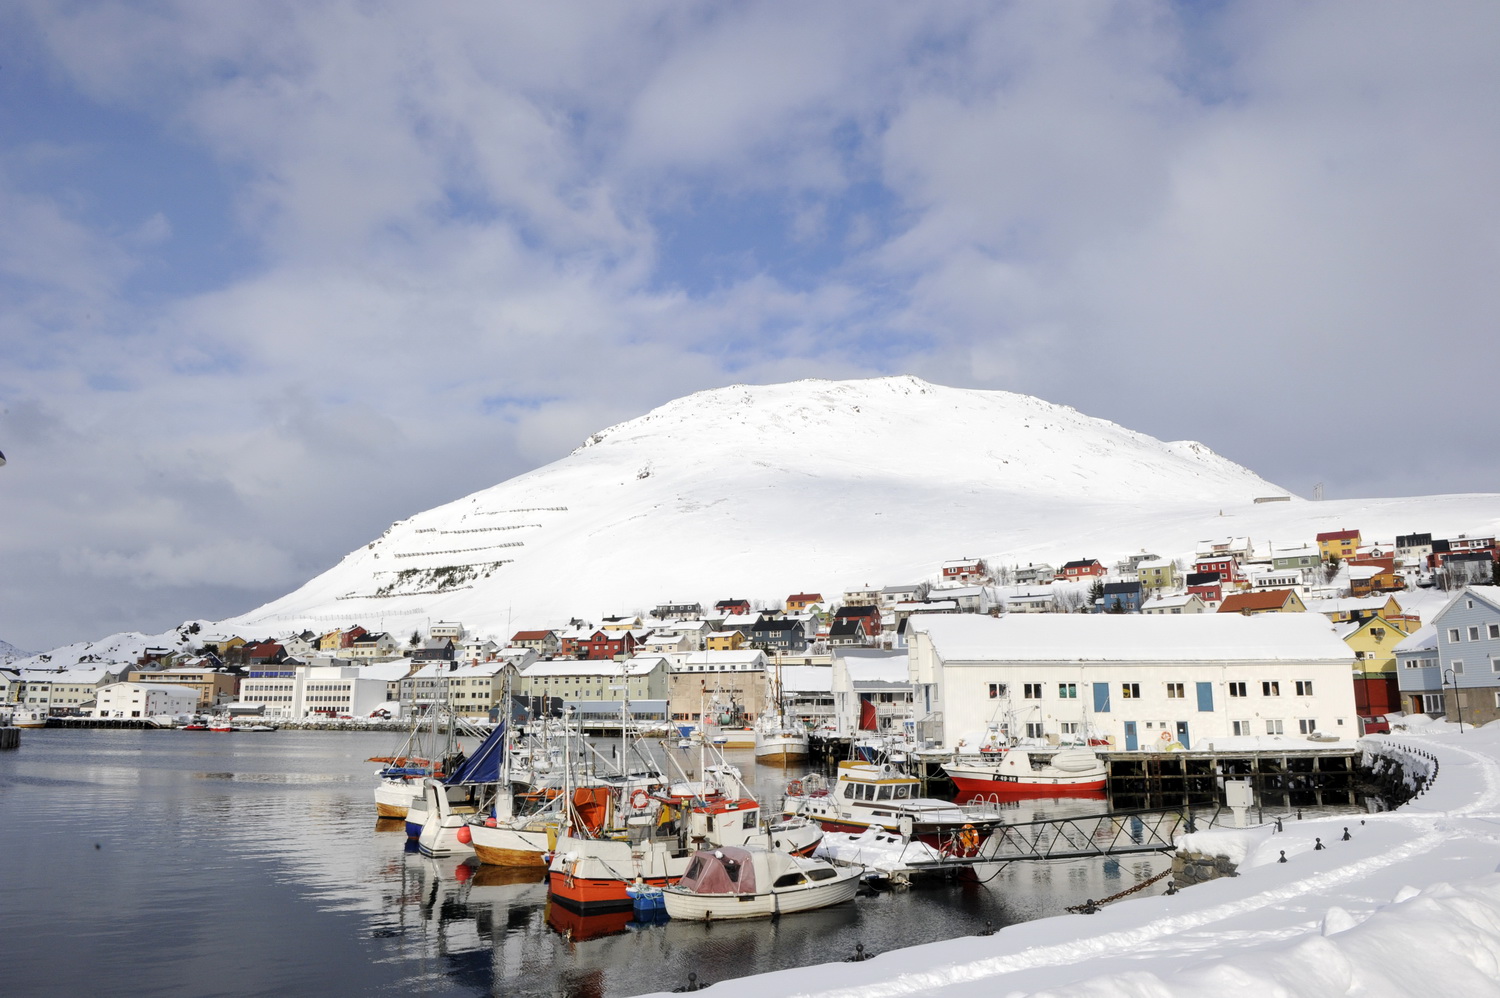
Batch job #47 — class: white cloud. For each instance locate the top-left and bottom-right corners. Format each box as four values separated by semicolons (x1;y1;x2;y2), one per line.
2;1;1498;650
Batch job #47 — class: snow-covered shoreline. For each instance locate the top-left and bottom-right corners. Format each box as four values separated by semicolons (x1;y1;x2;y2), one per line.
642;721;1500;997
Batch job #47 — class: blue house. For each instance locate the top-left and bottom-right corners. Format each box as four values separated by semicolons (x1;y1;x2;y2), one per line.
1429;588;1500;725
1394;624;1441;715
1096;581;1145;614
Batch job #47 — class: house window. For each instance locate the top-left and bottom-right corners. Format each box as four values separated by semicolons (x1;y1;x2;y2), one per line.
1489;623;1500;639
1263;681;1280;696
1232;720;1250;736
1025;722;1044;738
988;683;1008;699
1454;661;1465;675
1298;719;1318;734
1228;682;1247;698
1060;722;1079;735
1121;683;1141;699
1296;681;1314;696
1058;683;1077;699
1023;683;1043;699
1165;683;1184;699
1470;627;1482;641
1265;719;1284;735
1449;628;1462;642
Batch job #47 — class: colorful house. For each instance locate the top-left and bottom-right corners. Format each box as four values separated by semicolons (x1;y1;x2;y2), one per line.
1338;615;1410;718
1218;589;1308;615
1316;529;1361;563
705;630;746;652
1057;559;1106;581
1136;559;1177;592
785;593;824;614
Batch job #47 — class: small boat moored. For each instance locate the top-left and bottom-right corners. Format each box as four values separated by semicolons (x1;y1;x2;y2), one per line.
942;748;1108;798
661;845;863;921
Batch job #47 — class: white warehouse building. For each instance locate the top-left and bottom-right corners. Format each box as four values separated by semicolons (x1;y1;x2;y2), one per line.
95;682;200;720
907;614;1357;752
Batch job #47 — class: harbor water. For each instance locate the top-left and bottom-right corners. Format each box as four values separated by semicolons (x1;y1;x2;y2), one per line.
2;729;1279;997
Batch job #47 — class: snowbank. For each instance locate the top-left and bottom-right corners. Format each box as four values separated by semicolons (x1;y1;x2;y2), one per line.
640;720;1500;998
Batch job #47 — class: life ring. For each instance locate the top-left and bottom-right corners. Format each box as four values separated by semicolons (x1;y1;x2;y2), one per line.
958;824;980;852
1160;731;1172;743
630;788;652;810
786;779;804;797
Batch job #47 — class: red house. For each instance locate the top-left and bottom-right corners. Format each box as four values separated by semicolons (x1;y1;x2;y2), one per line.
941;557;989;583
714;598;751;616
1194;556;1240;583
834;604;881;636
580;629;640;660
1057;559;1105;580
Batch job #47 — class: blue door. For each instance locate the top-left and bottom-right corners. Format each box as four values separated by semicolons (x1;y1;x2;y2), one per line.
1196;682;1214;712
1176;720;1190;749
1124;721;1138;751
1093;682;1111;713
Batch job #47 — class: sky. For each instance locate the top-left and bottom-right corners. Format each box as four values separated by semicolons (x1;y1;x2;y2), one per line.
2;1;1498;653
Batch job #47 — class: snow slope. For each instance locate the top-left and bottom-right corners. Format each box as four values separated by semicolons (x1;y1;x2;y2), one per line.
643;720;1500;998
225;376;1498;638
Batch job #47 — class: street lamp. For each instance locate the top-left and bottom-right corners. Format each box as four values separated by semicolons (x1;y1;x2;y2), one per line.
1444;668;1466;734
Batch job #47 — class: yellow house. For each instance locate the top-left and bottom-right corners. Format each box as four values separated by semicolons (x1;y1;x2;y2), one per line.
1316;529;1361;563
1317;595;1403;625
1137;559;1177;592
1338;614;1409;682
705;630;745;651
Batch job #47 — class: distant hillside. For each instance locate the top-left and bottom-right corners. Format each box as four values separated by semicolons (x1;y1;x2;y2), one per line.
1;639;32;665
17;376;1499;667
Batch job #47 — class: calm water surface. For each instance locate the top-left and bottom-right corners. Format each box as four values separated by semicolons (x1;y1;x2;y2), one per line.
1;730;1188;997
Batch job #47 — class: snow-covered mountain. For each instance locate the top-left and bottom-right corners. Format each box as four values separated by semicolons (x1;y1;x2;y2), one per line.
213;375;1486;641
0;639;32;665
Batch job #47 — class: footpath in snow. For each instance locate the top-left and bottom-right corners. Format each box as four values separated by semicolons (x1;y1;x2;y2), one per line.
646;718;1500;998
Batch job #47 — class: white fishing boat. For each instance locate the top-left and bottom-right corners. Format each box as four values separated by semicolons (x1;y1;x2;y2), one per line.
943;747;1107;798
754;664;809;763
753;715;809;763
662;845;862;921
11;709;49;729
783;760;1005;857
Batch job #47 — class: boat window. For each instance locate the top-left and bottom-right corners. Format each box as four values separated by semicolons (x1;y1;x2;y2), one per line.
684;857;705;880
877;785;892;800
807;868;838;881
773;873;807;888
743;811;757;829
893;785;910;799
860;784;873;801
842;783;856;800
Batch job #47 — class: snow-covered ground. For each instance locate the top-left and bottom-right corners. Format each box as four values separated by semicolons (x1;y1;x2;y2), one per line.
644;717;1500;998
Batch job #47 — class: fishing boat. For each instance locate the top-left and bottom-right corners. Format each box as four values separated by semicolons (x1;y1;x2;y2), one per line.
754;663;809;763
11;709;48;729
547;744;822;913
661;845;862;921
208;717;235;732
782;760;1005;856
417;720;512;858
942;747;1107;798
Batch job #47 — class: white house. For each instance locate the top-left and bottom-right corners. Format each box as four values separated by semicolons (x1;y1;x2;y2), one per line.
1005;590;1059;614
1142;593;1208;615
95;682;199;719
906;614;1357;752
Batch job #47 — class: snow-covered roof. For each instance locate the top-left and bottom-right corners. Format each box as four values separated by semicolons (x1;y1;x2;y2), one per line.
670;649;768;668
357;660;416;681
522;658;663;678
840;650;911;684
19;667;113;683
1394;624;1438;653
911;613;1354;662
108;681;199;697
1142;593;1200;609
777;664;831;693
